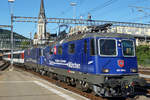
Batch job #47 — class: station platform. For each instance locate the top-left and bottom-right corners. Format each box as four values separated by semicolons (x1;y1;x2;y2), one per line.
0;66;150;100
0;67;89;100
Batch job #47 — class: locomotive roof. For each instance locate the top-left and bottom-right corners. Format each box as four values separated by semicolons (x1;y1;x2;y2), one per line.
57;32;135;44
83;32;134;38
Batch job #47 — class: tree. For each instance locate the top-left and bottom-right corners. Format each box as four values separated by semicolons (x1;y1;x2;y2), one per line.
20;41;30;49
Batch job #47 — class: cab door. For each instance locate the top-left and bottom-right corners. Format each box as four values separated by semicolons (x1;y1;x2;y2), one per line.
81;39;88;72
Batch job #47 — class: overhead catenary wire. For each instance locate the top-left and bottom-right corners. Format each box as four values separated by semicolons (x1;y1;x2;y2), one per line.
78;0;86;5
118;0;150;22
128;5;150;23
79;0;118;18
58;0;86;18
127;14;150;23
57;0;75;17
59;6;72;17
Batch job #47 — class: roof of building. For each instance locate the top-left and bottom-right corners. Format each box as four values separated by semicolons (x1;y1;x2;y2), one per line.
0;29;29;39
39;0;46;18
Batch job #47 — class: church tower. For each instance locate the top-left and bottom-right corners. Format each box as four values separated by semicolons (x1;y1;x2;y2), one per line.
34;0;46;45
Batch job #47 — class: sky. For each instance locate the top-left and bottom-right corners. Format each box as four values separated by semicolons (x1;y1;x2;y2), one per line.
1;0;150;38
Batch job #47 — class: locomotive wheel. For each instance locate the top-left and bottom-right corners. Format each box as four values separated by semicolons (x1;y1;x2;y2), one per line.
76;80;82;89
35;68;39;73
70;78;76;86
47;72;53;78
52;73;58;80
76;80;91;92
66;77;71;86
81;82;91;92
41;71;45;76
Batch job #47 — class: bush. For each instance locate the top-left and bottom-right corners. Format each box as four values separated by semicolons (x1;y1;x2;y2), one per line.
136;45;150;67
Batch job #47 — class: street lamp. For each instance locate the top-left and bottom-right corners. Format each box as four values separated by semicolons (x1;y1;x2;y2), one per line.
70;2;77;19
8;0;15;67
8;0;15;2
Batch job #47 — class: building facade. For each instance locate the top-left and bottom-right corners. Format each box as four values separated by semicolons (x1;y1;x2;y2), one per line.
0;29;30;50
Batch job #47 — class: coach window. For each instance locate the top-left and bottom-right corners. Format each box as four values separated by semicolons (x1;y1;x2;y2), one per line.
13;54;20;58
39;49;41;56
3;55;7;58
90;39;97;55
68;43;75;54
13;54;16;58
39;49;43;56
41;49;43;56
99;39;117;56
32;49;36;57
58;46;63;55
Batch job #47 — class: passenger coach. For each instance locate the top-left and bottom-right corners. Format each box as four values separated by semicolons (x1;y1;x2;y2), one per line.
3;50;24;64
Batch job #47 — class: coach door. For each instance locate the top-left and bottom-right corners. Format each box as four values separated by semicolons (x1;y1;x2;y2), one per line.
82;40;88;71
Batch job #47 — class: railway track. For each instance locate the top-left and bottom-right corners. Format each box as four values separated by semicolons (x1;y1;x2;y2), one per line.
13;64;150;100
139;67;150;70
139;68;150;83
0;61;10;71
139;68;150;97
139;67;150;75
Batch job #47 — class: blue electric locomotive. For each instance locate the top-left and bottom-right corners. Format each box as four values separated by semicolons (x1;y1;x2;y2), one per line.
24;32;145;97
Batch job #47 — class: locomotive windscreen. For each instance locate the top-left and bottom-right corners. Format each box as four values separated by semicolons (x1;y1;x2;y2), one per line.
122;40;135;57
99;39;117;56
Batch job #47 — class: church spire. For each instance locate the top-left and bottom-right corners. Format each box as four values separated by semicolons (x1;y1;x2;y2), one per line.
39;0;45;18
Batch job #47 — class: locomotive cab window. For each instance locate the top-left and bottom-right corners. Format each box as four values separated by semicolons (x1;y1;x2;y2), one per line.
68;43;75;54
122;40;135;57
98;39;117;56
50;47;53;55
90;39;97;55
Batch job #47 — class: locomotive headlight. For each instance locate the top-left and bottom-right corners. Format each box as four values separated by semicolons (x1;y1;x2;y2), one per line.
130;68;137;73
119;40;122;42
118;40;122;47
102;69;109;73
118;43;121;47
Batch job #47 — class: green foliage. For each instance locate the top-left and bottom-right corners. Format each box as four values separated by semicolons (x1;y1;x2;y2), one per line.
21;41;30;49
136;45;150;67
